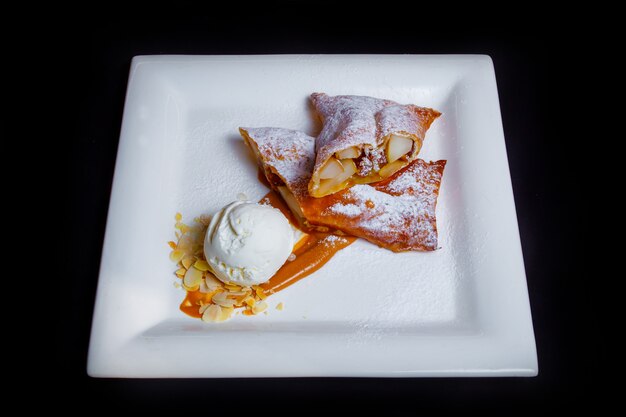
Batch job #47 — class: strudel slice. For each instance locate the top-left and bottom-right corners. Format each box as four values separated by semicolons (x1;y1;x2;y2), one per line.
240;127;446;252
309;93;440;197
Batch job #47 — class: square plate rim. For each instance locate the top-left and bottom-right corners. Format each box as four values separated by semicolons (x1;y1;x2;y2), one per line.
87;54;538;378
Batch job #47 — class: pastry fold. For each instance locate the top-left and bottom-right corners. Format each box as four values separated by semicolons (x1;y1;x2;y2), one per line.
308;93;441;197
240;127;446;252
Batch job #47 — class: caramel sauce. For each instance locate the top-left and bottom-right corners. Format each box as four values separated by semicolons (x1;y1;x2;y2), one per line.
180;289;214;319
179;189;355;318
259;191;355;295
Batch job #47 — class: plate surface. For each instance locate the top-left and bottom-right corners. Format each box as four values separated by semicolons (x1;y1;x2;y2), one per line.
87;55;537;377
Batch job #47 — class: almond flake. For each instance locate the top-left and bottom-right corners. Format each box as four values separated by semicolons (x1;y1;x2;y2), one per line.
183;267;204;288
181;256;195;270
175;212;182;222
212;291;227;303
193;259;211;271
169;250;184;263
202;304;222;322
168;241;177;249
182;283;200;292
220;307;235;321
225;284;242;292
204;274;223;290
252;301;268;315
198;280;214;294
214;298;236;308
255;287;267;300
234;295;249;306
175;268;186;278
177;234;194;253
275;302;284;311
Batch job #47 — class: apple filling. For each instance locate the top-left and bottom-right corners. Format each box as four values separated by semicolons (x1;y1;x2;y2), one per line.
313;134;416;197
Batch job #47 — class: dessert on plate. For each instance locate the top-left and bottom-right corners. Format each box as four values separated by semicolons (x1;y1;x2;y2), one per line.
240;127;446;251
169;93;446;322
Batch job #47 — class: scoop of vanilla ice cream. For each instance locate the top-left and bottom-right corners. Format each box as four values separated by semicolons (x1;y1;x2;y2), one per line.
204;201;295;286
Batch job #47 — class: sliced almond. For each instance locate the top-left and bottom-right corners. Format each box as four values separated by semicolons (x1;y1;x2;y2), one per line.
227;291;248;297
252;301;268;315
169;250;184;263
214;298;236;308
175;212;182;222
198;280;211;293
183;266;204;288
199;303;212;314
193;259;211;271
181;256;195;270
318;157;344;179
202;304;222;322
224;284;242;292
276;302;284;311
167;241;177;249
176;234;194;253
336;146;360;159
175;268;186;278
182;283;200;292
211;290;236;307
212;291;227;303
244;296;256;307
220;307;235;321
379;160;408;179
254;287;268;300
203;273;223;290
386;135;413;163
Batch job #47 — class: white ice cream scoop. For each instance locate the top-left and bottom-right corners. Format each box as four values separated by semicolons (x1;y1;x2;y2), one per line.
204;201;294;286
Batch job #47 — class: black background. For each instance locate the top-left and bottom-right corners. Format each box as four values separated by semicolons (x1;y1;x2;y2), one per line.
63;6;597;414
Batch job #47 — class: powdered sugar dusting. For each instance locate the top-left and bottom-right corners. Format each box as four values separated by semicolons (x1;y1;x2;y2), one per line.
322;159;446;251
328;203;360;216
386;158;443;197
322;234;348;247
240;127;314;196
327;185;437;248
309;93;440;183
240;127;446;252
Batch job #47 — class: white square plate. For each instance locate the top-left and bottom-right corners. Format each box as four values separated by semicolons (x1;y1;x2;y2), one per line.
88;55;537;377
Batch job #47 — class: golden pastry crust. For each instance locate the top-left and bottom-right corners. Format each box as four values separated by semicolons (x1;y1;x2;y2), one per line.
308;93;441;197
240;127;446;252
305;159;446;251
